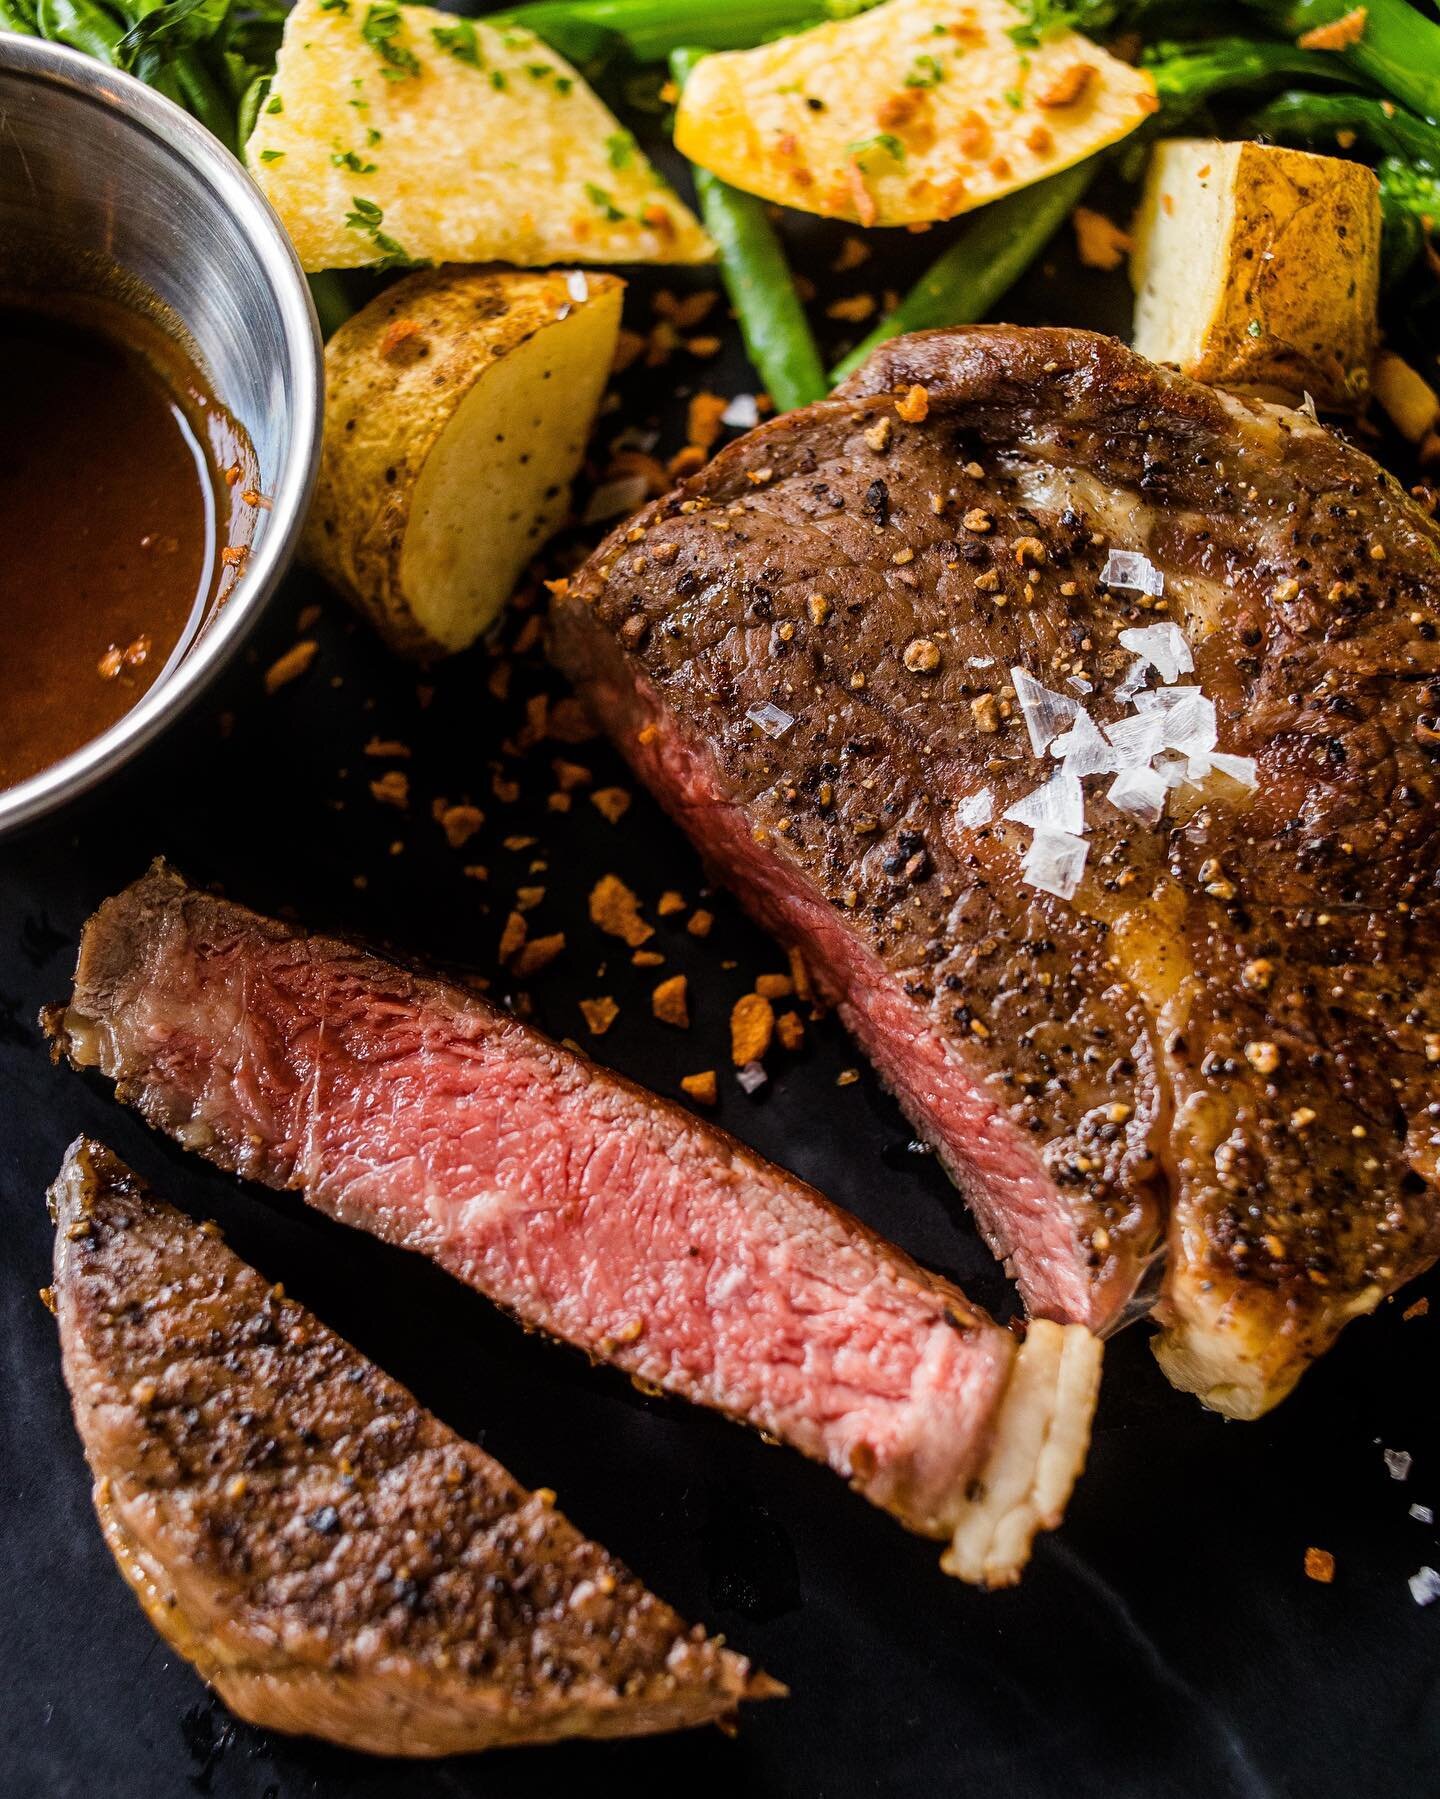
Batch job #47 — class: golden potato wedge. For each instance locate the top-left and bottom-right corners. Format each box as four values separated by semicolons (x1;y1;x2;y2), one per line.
1130;139;1381;407
305;266;623;658
250;0;709;272
673;0;1156;228
1372;349;1440;442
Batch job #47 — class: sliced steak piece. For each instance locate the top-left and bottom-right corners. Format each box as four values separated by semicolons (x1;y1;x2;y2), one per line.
49;1137;772;1755
45;864;1101;1586
550;324;1440;1420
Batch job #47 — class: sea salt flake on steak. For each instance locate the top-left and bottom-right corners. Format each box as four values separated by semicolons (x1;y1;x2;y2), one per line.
1022;827;1089;900
551;324;1440;1420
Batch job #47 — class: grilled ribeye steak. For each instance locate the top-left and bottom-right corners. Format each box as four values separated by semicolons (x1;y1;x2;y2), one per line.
45;864;1101;1586
49;1137;771;1755
550;324;1440;1420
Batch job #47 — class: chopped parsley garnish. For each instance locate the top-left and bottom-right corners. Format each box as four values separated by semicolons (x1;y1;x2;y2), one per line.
319;0;350;12
846;133;905;165
489;67;508;90
1006;1;1093;47
904;53;944;88
584;182;626;221
361;2;420;80
343;195;417;270
345;195;384;229
605;130;635;170
265;93;283;114
366;125;382;144
258;148;284;162
332;147;378;174
431;18;481;66
1002;87;1024;109
554;74;573;94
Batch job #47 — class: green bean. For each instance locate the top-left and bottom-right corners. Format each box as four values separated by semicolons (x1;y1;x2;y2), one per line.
1235;1;1440;124
36;0;125;61
1145;36;1347;118
1250;89;1440;166
494;3;822;62
307;271;355;341
829;159;1096;385
0;0;40;32
670;47;826;413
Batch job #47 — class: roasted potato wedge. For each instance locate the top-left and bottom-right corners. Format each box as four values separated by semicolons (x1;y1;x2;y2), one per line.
1131;139;1381;407
305;266;623;658
250;0;709;272
673;0;1156;228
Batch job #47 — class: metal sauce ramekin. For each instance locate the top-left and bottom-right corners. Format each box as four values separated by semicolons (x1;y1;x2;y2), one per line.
0;35;322;836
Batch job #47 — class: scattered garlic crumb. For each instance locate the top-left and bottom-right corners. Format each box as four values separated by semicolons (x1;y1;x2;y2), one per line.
264;640;317;694
731;993;775;1066
579;996;619;1037
652;974;690;1028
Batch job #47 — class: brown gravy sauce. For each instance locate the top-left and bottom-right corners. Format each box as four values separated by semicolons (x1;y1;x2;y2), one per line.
0;295;256;793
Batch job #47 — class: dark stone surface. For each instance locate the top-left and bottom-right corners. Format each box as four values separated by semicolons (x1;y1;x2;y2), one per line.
2;199;1437;1799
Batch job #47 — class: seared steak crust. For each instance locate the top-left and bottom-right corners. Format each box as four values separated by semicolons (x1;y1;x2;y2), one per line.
49;1138;769;1755
46;865;1101;1584
551;325;1440;1418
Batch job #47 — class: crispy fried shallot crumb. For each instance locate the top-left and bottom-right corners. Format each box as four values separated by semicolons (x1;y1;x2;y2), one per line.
512;933;566;978
658;889;686;916
895;384;930;424
369;770;409;809
687;908;714;938
652;974;690;1028
1304;1547;1336;1584
1298;7;1367;51
590;874;653;947
498;911;527;963
264;640;318;694
730;993;775;1066
776;1010;805;1052
755;973;793;1000
681;1070;718;1106
580;996;619;1036
590;786;632;823
1072;206;1133;271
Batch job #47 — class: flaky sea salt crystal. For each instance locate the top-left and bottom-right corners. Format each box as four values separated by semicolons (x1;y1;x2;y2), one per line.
1114;656;1151;703
1067;675;1094;695
1021;827;1089;900
1206;752;1259;790
1409;1566;1440;1606
1107;765;1169;826
1105;709;1167;769
1153;752;1192;789
1299;390;1319;424
1160;689;1218;757
1011;667;1078;757
736;1061;768;1094
967;655;995;669
746;701;795;739
1004;771;1085;835
1386;1448;1414;1482
955;788;994;828
722;392;760;429
1104;549;1166;598
1051;706;1116;779
1410;1504;1434;1524
1119;622;1193;682
566;270;590;304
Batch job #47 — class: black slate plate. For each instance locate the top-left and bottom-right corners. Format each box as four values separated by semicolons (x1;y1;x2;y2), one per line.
3;192;1439;1799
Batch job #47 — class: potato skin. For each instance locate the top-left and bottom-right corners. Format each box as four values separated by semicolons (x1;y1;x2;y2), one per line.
304;266;624;658
1132;140;1381;408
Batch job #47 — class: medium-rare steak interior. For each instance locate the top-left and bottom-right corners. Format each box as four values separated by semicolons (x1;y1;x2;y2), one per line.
550;324;1440;1420
49;1138;772;1755
46;863;1102;1586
